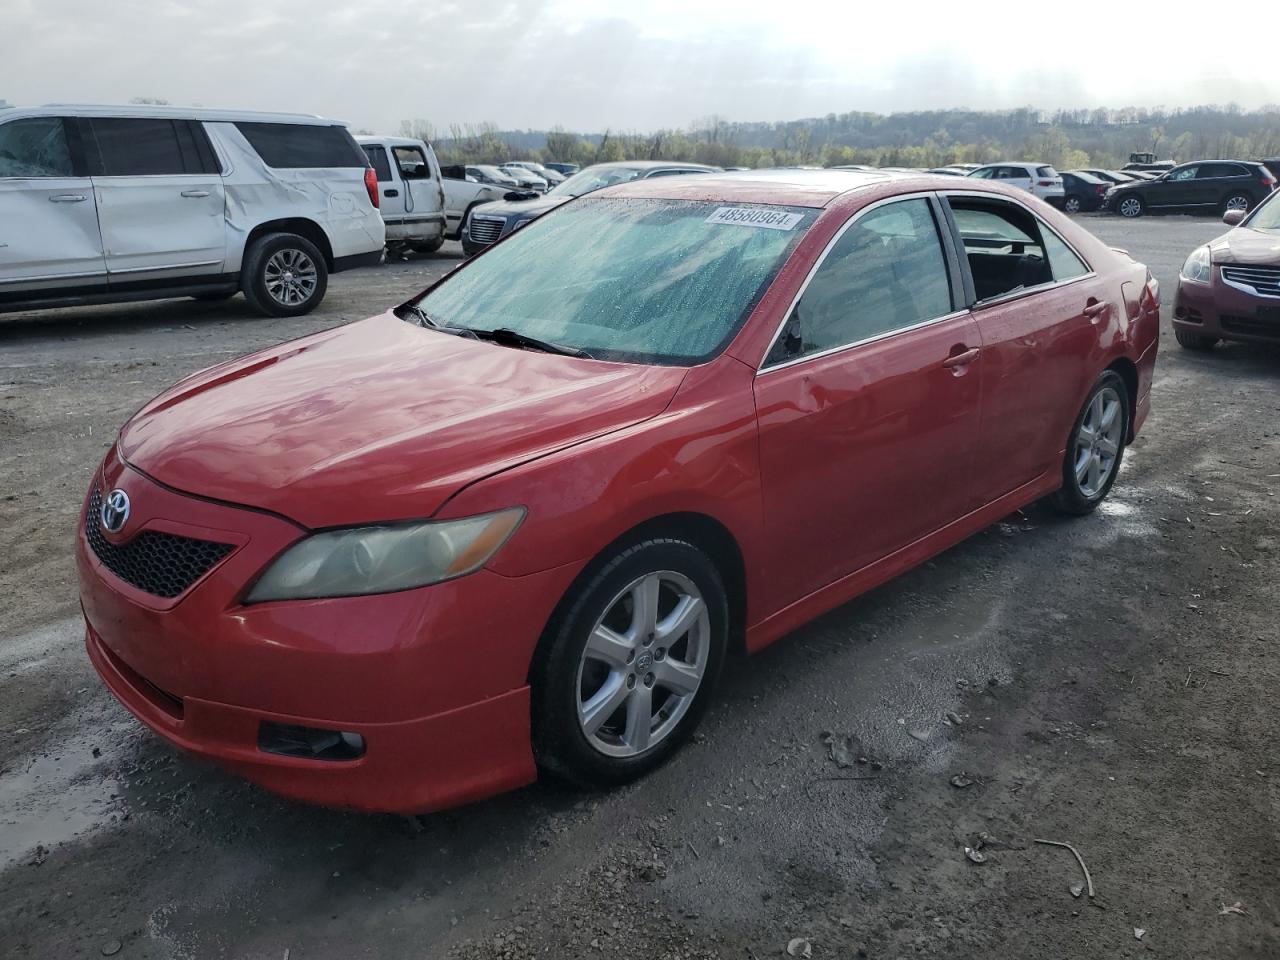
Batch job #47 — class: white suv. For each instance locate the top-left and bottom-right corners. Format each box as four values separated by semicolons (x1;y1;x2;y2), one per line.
0;104;385;317
966;162;1066;207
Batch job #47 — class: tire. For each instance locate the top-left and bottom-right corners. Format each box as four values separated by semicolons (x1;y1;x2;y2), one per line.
1222;193;1252;216
241;233;328;318
1175;328;1219;351
1063;195;1082;214
1047;370;1130;516
410;238;444;255
1117;195;1144;218
190;290;236;302
532;537;729;788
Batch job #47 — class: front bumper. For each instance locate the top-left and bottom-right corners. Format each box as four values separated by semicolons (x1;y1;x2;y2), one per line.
1174;272;1280;345
78;451;580;812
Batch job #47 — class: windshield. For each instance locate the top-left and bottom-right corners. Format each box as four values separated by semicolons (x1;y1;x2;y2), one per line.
1248;193;1280;230
415;198;815;365
549;165;650;198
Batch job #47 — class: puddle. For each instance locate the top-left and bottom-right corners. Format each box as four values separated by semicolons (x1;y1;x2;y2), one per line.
0;705;133;866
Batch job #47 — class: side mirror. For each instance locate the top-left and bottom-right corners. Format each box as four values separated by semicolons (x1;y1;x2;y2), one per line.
1223;208;1246;226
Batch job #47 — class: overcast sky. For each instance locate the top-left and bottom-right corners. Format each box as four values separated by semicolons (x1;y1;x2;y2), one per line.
3;0;1274;133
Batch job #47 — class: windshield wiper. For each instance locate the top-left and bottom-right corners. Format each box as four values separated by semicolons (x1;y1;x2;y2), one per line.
395;304;479;339
469;327;594;359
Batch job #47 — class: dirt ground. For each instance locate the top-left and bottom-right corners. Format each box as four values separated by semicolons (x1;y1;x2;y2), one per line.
1;215;1278;960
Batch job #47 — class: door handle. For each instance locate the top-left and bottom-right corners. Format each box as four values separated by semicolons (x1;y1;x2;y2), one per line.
942;346;981;368
1083;299;1108;319
180;190;210;198
384;188;399;197
49;194;87;203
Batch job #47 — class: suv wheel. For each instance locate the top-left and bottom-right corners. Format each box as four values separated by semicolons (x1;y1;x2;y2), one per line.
1175;328;1219;351
242;233;328;318
1222;193;1252;215
1118;196;1144;218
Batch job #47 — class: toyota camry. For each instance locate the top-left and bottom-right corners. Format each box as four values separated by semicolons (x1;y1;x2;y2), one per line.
79;169;1159;812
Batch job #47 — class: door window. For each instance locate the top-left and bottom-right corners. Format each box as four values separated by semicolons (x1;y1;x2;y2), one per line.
765;198;953;366
89;118;215;176
1041;227;1089;281
1170;166;1198;181
363;145;393;182
968;167;995;179
0;118;73;177
949;199;1052;301
393;146;431;180
999;166;1029;180
1196;163;1243;179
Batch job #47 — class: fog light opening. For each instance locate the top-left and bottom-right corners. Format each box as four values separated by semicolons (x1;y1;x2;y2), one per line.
258;722;365;761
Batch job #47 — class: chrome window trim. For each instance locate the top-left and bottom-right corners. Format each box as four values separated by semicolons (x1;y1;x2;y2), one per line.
756;191;959;375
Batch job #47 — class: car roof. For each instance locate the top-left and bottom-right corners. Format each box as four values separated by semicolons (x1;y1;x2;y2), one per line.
6;103;346;126
594;167;988;208
356;135;432;147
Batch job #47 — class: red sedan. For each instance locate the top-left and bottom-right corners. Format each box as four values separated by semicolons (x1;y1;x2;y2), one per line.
78;170;1159;812
1173;189;1280;350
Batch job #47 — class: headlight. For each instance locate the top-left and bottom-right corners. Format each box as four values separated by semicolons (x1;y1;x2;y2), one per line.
246;508;525;602
1180;245;1212;283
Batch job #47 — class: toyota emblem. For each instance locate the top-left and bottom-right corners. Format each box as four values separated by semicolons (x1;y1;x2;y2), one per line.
100;488;131;534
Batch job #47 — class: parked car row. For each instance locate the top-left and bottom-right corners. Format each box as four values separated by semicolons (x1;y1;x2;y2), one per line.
1100;161;1277;218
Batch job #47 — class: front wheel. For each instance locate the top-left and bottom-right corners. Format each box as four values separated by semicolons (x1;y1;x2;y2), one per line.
532;538;728;787
1117;196;1144;218
1063;195;1082;214
1175;328;1219;351
241;233;328;318
1047;371;1130;515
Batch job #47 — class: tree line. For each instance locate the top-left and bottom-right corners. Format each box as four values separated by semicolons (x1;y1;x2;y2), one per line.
401;105;1280;171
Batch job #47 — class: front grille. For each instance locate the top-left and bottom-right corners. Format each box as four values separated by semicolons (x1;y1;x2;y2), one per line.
1221;264;1280;297
86;487;233;599
467;215;505;246
1221;315;1280;339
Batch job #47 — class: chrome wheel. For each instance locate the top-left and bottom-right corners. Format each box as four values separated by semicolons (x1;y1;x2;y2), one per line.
1224;194;1250;213
576;571;710;758
1064;196;1081;213
263;248;318;307
1119;197;1142;218
1073;386;1124;498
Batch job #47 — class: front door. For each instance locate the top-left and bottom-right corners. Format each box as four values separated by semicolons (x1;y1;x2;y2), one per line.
753;196;983;607
86;117;226;282
0;116;106;302
1149;165;1198;209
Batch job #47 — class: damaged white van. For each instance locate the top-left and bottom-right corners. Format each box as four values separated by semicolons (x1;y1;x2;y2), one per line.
0;104;385;317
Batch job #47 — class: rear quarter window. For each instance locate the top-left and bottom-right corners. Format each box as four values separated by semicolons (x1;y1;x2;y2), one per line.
235;122;366;169
1036;166;1058;178
362;145;392;182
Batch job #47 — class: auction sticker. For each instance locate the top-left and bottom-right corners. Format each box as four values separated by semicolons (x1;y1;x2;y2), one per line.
705;207;804;231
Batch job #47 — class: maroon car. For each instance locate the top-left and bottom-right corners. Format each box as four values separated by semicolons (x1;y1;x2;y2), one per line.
1173;190;1280;350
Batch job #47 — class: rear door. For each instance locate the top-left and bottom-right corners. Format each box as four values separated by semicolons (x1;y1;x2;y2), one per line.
362;143;405;227
998;165;1034;193
86;117;226;282
0;115;106;301
390;144;445;228
942;193;1106;503
1196;162;1250;207
753;195;983;606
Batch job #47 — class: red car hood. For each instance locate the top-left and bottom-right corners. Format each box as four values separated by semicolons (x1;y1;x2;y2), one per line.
119;312;686;528
1210;227;1280;264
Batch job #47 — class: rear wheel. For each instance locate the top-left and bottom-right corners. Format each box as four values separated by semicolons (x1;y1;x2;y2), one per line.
1175;328;1219;351
410;238;444;255
1222;193;1252;215
1117;196;1144;218
532;538;728;787
1048;371;1129;515
1063;195;1082;214
241;233;328;318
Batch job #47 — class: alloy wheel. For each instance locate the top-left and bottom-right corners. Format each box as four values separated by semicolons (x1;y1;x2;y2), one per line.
1073;386;1124;498
264;249;319;307
576;570;710;758
1224;194;1250;213
1064;196;1081;213
1119;197;1142;218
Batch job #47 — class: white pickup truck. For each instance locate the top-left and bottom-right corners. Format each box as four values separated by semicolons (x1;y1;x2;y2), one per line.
356;136;510;254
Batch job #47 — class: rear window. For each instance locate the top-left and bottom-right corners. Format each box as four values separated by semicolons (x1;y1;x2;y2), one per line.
235;122;365;169
1036;166;1058;178
362;145;392;182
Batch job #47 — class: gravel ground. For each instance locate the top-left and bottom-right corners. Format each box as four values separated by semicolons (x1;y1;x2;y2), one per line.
1;216;1278;959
